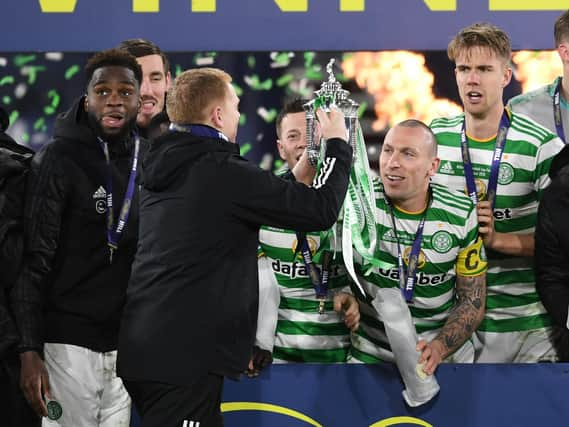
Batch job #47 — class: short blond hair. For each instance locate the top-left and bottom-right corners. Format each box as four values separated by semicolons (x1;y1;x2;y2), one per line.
447;22;511;63
166;67;232;124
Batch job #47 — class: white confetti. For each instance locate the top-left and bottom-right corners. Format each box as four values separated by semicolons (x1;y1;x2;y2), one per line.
45;52;64;61
14;83;27;99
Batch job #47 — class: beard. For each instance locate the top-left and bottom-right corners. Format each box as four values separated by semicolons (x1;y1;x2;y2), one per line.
87;111;138;144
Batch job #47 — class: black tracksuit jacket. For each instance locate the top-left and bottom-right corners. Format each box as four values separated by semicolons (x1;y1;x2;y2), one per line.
117;128;352;386
0;130;33;357
11;97;145;354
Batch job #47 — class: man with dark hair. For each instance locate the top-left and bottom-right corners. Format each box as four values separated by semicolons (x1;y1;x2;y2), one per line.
253;98;359;370
0;106;38;426
508;10;569;140
118;69;352;427
118;38;171;135
535;144;569;361
12;48;144;426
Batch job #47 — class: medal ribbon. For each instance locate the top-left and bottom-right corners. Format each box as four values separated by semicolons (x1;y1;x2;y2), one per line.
296;232;331;301
553;79;566;143
98;134;140;263
461;110;510;208
384;190;430;303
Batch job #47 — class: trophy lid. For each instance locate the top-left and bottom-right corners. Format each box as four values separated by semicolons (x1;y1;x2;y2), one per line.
305;58;358;116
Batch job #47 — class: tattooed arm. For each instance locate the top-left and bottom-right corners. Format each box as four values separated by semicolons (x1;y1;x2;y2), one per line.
416;272;486;375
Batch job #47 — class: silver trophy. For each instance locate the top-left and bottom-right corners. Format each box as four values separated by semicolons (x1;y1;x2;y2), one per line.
303;58;359;166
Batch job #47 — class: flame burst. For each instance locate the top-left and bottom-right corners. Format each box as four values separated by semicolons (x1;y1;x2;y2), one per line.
511;50;562;93
342;51;462;131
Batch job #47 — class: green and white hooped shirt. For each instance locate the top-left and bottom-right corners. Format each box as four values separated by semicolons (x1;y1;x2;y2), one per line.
430;111;564;334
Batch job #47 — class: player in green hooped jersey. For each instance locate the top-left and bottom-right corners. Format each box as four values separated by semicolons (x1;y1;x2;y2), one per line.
507;11;569;142
350;120;487;376
250;99;359;372
430;23;565;362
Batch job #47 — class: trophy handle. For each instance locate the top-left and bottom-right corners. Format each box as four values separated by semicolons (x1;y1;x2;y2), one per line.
303;100;319;167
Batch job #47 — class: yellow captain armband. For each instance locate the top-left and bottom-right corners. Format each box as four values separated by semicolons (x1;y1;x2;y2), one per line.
456;236;487;276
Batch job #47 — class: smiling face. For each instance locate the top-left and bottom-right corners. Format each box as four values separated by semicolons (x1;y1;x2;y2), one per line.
85;65;140;142
454;46;512;120
380;124;440;212
277;111;309;169
136;54;170;128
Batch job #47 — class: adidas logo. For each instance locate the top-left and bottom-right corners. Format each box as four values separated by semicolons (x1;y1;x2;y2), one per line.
92;186;106;199
439;161;454;174
382;229;396;241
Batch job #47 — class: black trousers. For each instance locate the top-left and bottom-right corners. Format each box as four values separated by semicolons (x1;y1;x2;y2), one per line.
125;373;224;427
0;352;41;427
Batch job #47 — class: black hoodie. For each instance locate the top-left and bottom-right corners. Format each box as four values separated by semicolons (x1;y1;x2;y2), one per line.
11;97;146;353
118;129;352;386
535;144;569;354
0;121;33;357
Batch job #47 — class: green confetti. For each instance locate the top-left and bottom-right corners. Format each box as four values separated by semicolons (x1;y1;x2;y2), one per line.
65;65;80;80
276;74;294;87
0;76;14;86
9;110;19;126
239;113;246;126
304;52;316;68
233;83;243;97
305;69;322;80
247;56;256;68
244;75;272;91
273;52;292;66
273;159;284;172
34;117;47;131
357;102;368;119
44;89;61;115
2;96;11;105
14;54;36;67
240;143;252;156
21;132;30;143
24;65;46;84
260;108;278;123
